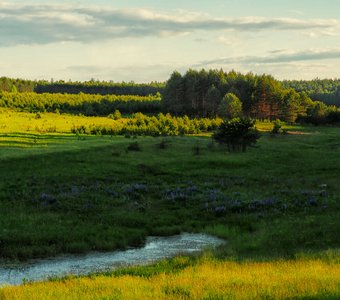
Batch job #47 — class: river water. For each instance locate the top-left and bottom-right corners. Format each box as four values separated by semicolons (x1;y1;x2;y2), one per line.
0;233;225;286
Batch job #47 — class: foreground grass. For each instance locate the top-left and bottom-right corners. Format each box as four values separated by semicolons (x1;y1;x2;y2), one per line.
1;256;339;299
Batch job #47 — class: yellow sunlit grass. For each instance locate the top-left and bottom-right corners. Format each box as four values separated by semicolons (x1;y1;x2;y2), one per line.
1;258;339;299
0;109;124;134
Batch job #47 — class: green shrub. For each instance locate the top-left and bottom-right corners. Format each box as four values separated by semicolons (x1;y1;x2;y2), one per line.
271;120;282;134
213;118;260;152
127;141;141;151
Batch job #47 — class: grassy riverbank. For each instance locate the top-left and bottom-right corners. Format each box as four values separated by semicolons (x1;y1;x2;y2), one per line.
1;255;340;299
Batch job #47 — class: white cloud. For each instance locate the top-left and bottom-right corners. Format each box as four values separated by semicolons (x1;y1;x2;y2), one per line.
0;3;339;46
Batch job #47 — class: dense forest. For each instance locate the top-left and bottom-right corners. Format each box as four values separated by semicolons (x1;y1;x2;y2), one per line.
0;77;165;96
162;69;340;123
283;79;340;107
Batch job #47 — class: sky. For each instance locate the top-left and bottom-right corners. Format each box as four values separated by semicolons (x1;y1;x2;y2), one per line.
0;0;340;82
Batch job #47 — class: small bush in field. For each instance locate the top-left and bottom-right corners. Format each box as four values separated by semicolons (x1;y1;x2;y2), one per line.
108;110;122;120
157;139;170;149
192;142;201;155
213;118;260;152
127;141;141;151
271;120;282;134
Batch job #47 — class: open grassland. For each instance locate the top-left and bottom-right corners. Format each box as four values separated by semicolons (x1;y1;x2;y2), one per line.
0;109;339;298
1;256;340;299
0;110;339;260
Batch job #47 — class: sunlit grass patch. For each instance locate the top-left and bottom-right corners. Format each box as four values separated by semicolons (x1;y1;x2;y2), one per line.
0;109;121;134
1;258;339;299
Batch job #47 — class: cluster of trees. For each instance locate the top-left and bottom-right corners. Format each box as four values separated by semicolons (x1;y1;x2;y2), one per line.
0;92;161;115
162;69;340;124
283;79;340;107
71;112;222;136
0;77;36;93
0;77;165;96
303;100;340;124
162;69;310;121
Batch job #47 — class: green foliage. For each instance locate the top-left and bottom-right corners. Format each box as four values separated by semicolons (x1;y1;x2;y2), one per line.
218;92;242;119
71;113;222;137
271;120;282;134
162;69;316;122
162;71;185;114
0;76;35;92
305;101;329;125
108;109;122;120
34;80;165;96
0;91;161;115
127;141;141;151
157;139;171;149
213;118;260;152
0;76;165;95
283;78;340;106
205;85;222;117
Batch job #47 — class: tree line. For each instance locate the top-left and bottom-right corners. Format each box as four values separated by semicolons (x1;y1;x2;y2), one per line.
1;72;339;124
0;92;161;115
0;77;165;96
162;69;340;124
34;81;165;96
282;79;340;107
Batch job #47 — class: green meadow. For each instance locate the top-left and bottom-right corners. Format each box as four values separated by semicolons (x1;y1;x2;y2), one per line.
0;109;339;299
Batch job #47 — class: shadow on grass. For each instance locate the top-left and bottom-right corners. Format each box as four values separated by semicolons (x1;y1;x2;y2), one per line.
0;132;77;147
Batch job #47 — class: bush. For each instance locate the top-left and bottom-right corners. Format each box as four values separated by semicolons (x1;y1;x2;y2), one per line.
271;120;282;134
157;139;170;149
108;109;122;120
127;142;141;152
213;118;260;152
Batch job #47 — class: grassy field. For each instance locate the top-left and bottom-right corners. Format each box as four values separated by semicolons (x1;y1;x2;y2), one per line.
0;109;339;298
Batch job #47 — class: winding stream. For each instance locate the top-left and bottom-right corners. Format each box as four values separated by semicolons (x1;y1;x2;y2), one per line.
0;233;225;286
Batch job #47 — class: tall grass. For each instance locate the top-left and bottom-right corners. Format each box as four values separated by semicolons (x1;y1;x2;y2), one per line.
1;257;339;299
